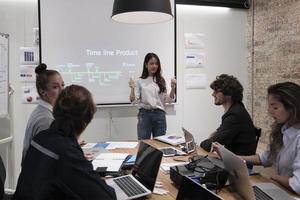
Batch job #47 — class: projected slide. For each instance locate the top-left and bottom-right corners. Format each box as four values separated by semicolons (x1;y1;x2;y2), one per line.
39;0;175;105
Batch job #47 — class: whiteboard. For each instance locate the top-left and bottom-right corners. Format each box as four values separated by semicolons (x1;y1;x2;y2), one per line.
0;33;9;117
39;0;175;105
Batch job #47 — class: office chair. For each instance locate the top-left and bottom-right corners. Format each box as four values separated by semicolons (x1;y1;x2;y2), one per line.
0;156;13;200
254;127;262;153
247;127;262;170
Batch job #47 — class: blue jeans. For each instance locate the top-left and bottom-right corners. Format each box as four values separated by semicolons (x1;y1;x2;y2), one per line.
137;108;166;140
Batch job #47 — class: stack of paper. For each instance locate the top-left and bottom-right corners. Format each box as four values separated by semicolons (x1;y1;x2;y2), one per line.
153;181;169;195
82;142;138;150
95;153;128;160
105;142;138;149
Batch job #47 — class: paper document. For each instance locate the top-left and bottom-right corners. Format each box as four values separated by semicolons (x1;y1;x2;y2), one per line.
185;74;207;89
184;33;205;49
153;188;169;195
95;153;128;160
83;147;108;159
92;159;124;172
105;141;138;149
82;142;137;150
82;142;110;149
81;143;97;149
184;52;205;68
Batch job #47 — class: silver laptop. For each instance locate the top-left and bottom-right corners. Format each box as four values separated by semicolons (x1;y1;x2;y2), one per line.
218;146;294;200
106;141;163;200
182;127;196;154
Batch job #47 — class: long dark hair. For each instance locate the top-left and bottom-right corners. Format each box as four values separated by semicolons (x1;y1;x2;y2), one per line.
35;63;60;97
52;85;96;138
268;82;300;161
140;53;166;93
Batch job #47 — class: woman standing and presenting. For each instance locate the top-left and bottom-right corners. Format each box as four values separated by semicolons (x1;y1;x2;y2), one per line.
22;63;64;163
129;53;176;140
215;82;300;195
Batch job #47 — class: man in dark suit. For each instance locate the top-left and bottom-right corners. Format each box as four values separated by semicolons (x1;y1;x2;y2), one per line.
200;74;256;156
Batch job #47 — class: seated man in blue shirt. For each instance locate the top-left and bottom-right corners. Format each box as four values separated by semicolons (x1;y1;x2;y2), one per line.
200;74;256;156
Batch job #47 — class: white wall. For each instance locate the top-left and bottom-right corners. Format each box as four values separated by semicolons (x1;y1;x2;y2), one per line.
176;5;249;142
0;0;39;187
0;1;248;187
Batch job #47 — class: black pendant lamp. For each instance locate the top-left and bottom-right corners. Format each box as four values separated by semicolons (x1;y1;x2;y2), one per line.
111;0;173;24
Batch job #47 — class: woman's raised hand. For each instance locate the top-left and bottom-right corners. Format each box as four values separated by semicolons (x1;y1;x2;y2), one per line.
171;77;177;89
128;77;135;89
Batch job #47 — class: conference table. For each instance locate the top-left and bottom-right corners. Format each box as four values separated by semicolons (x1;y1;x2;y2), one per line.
108;139;296;200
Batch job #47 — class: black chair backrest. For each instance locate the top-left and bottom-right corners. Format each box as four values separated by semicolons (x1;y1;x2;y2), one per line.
254;127;262;153
0;156;6;200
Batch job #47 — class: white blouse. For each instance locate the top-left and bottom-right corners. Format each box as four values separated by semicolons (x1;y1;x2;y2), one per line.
132;76;175;111
259;124;300;194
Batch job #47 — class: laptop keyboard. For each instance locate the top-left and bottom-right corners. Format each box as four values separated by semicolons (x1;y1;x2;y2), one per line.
113;176;147;197
253;186;273;200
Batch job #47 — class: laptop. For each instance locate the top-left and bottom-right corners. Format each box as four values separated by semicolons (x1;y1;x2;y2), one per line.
157;128;196;156
106;141;163;200
217;146;295;200
182;127;196;154
176;176;224;200
154;134;185;146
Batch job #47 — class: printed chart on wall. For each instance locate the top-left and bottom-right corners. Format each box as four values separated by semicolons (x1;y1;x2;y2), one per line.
0;33;9;117
39;0;175;105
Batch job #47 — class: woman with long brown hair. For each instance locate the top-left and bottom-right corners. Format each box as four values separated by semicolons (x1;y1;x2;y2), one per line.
129;53;176;139
240;82;300;195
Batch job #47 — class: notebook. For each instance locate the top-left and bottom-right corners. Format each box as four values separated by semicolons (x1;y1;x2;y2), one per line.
106;141;163;200
176;176;223;200
217;146;295;200
154;134;185;146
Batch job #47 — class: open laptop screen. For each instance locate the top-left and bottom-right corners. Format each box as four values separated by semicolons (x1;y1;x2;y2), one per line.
182;128;196;153
176;176;223;200
132;142;163;191
218;146;255;200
